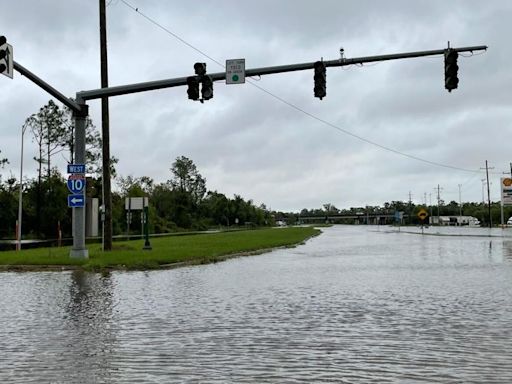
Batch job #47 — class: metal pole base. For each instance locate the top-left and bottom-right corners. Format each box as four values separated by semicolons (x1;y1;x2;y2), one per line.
70;249;89;259
142;244;152;251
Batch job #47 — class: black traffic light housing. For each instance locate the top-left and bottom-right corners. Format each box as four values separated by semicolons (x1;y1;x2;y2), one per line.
188;63;213;102
187;76;200;100
444;49;459;92
194;62;207;76
314;61;326;100
201;75;213;101
0;35;7;73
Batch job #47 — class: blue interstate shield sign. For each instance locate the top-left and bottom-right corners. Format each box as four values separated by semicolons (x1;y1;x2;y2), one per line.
67;175;86;194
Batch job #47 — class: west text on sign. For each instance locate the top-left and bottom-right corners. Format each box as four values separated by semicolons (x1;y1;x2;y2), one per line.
67;164;86;174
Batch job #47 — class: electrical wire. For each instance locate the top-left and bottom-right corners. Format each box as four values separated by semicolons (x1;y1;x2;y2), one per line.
119;0;224;68
118;0;487;175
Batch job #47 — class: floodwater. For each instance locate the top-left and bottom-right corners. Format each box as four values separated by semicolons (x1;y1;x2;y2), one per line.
1;225;511;383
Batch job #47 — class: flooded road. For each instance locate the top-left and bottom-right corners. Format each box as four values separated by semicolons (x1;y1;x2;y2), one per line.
1;225;511;383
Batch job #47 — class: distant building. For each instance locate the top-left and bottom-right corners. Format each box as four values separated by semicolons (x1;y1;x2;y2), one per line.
430;216;480;226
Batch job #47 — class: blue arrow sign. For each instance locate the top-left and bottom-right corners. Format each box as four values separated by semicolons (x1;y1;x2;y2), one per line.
68;194;85;208
67;164;85;174
67;175;86;194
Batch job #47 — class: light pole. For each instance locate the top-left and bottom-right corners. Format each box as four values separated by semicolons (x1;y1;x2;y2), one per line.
17;122;28;251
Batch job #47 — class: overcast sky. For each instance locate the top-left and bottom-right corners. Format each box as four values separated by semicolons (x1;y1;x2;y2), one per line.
0;0;510;212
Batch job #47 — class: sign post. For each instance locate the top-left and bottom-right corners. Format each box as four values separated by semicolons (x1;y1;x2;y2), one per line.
417;208;429;234
124;197;151;250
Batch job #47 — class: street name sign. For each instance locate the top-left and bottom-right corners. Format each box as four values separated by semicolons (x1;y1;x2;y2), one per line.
67;174;86;194
68;194;85;208
67;164;85;174
226;59;245;84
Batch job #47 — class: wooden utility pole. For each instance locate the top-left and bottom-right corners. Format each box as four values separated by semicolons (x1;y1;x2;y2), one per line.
435;185;442;225
485;160;492;228
481;160;494;228
99;0;112;251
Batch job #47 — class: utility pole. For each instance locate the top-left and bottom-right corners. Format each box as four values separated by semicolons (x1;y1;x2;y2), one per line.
429;192;433;221
458;184;462;225
408;191;413;225
435;185;442;225
481;160;494;228
99;0;112;251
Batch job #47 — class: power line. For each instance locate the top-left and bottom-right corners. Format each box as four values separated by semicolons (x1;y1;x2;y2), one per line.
117;0;485;175
119;0;223;67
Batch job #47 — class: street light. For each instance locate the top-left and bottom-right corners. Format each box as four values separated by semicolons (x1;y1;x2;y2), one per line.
17;122;28;251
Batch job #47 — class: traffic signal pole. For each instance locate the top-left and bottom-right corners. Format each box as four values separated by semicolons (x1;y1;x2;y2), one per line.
10;43;487;258
70;97;89;258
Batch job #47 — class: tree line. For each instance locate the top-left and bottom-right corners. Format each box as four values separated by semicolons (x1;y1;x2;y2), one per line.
0;101;272;239
1;100;511;239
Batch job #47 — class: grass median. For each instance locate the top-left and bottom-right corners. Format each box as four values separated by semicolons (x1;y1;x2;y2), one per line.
0;227;321;272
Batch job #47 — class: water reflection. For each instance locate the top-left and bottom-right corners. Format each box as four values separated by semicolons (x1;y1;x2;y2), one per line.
61;271;117;384
503;240;512;261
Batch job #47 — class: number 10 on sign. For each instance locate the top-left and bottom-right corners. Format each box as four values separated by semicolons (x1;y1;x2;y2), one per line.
67;175;86;194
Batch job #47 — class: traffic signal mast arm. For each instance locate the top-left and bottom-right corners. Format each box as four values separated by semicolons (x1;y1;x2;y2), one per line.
13;61;83;114
75;44;487;101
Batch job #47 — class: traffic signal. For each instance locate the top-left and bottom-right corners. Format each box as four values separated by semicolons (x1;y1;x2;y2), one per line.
194;62;207;76
444;49;459;92
201;75;213;100
187;76;200;100
0;35;7;73
313;61;326;99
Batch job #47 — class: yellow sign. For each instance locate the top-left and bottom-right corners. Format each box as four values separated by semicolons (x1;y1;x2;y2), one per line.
417;208;428;220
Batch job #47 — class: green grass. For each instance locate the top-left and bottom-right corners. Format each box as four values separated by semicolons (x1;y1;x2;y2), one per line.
0;227;320;271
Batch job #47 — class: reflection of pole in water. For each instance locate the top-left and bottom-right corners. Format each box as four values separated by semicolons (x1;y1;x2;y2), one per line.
64;270;116;382
68;270;114;323
502;240;512;261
